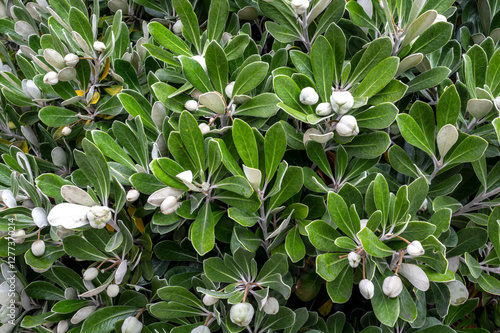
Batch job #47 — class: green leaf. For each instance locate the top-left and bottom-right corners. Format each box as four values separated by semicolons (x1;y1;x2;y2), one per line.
411;22;453;55
326;266;353;303
157;286;203;308
172;0;201;52
69;8;92;46
355;57;399;99
357;227;394;257
444;135;488;165
324;22;346;84
81;306;136;333
178;55;213;93
343;132;391;159
92;131;135;171
36;174;72;201
286;227;305;263
486;48;500;96
268;166;303;211
205;41;228;94
179;111;205;175
371;273;400;326
374;174;390;226
488;208;500;260
349;37;392;84
355;102;398;129
306;220;342;252
148;21;191;56
38;106;79;127
388;145;419;178
406;67;451;93
234;93;280;118
265;122;287;182
327;192;358;238
114;60;141;93
436;84;460;130
396;114;434;156
52;299;90;314
215;176;253;198
25;281;65;301
207;0;229;42
203;257;240;283
233;61;269;96
316;253;348;281
311;35;334;103
63;235;107;261
306;141;333;179
233;119;259;169
447;227;488;257
274;75;314;117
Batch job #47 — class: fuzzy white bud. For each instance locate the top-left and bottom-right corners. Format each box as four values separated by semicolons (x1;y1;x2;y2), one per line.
225;81;235;98
495;97;500;111
62;126;72;136
262;297;279;315
71;306;96;324
87;206;112;229
382;276;403;298
32;207;48;228
336;115;359;137
315;102;333;116
83;267;99;281
191;326;210;333
121;316;143;333
93;41;106;52
11;229;26;244
57;320;69;333
43;71;58;85
106;284;119;298
348;251;361;268
330;91;354;115
31;240;45;257
199;123;210;135
173;20;184;35
126;189;140;203
291;0;310;14
203;294;219;306
160;196;179;215
2;190;17;208
407;240;425;257
299;87;319;105
184;100;199;111
230;302;254;327
359;279;375;299
64;53;79;67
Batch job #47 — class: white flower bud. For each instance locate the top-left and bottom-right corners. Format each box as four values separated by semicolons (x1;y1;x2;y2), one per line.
71;306;96;324
122;316;143;333
57;320;69;333
11;229;25;244
495;97;500;111
359;279;375;299
114;260;128;285
126;189;140;203
43;71;59;85
262;297;279;315
291;0;310;14
336;115;359;137
62;126;72;136
31;240;45;257
106;284;119;298
382;276;403;298
184;100;199;111
192;55;207;71
191;325;210;333
2;190;17;208
330;91;354;115
32;207;48;228
191;89;202;99
433;14;447;24
161;196;179;215
83;267;99;281
348;252;361;268
230;302;254;327
64;53;79;67
24;80;41;99
315;102;333;116
199;123;210;135
93;41;106;52
407;240;425;257
225;81;235;98
299;87;319;105
43;49;65;69
173;20;184;35
87;206;112;229
203;294;219;306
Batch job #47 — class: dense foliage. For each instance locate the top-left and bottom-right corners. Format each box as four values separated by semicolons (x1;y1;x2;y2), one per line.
1;0;500;332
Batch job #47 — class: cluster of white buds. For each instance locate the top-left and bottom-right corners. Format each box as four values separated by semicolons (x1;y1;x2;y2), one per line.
336;115;359;137
347;252;361;268
121;316;143;333
230;302;254;327
291;0;310;14
299;87;319;105
87;206;112;229
382;275;403;298
359;279;374;299
173;20;184;35
330;91;354;115
185;100;199;111
407;240;425;257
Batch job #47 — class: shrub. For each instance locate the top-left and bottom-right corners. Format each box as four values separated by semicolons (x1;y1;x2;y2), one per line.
0;0;500;332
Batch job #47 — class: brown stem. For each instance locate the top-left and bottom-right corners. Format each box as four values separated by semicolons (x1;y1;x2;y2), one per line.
204;313;213;326
394;250;404;275
37;228;41;241
242;283;250;303
362;253;366;280
102;261;120;272
392;234;411;245
208;114;219;126
97;257;119;269
135;307;145;319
